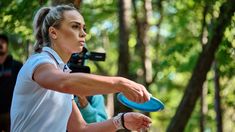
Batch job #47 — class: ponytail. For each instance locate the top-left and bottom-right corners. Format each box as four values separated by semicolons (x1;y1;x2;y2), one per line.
33;5;78;53
33;7;51;52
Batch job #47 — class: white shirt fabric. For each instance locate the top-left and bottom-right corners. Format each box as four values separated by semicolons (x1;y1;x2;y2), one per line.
11;47;73;132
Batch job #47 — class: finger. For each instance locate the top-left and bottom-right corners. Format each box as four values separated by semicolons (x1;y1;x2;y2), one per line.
142;116;152;123
139;121;151;131
137;85;149;103
139;127;150;132
142;121;152;128
135;85;145;103
134;92;140;103
124;92;135;102
139;88;145;103
143;88;151;102
134;89;142;103
139;115;152;128
137;125;149;132
137;92;142;103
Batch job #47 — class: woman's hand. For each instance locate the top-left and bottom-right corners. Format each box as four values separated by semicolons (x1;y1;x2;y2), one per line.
124;112;152;132
117;78;151;103
77;96;88;108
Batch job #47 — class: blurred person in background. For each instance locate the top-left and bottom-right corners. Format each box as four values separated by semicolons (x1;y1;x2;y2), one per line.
0;34;23;132
75;95;108;123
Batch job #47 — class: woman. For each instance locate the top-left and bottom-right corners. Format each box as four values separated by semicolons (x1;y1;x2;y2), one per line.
11;4;151;132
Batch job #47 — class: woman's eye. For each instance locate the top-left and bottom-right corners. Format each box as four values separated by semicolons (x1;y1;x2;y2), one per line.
72;25;79;29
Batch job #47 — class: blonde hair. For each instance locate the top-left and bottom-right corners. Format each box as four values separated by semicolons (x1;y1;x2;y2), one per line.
33;4;77;52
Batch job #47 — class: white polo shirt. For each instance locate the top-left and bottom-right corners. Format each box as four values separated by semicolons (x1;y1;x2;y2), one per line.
11;47;73;132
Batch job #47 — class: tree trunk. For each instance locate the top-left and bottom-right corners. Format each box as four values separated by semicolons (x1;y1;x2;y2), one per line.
132;0;152;88
200;82;208;132
117;0;131;78
167;0;235;131
115;0;132;117
214;61;223;132
200;4;209;132
150;0;163;85
154;0;163;49
132;0;152;119
142;0;153;88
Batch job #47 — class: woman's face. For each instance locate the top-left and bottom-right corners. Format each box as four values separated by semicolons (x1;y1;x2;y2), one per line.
51;10;86;56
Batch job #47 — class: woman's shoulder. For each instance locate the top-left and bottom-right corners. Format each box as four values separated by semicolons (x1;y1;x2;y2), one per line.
19;52;57;78
26;52;53;63
22;52;56;70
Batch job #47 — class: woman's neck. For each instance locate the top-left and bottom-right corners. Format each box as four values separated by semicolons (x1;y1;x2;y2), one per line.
51;46;70;63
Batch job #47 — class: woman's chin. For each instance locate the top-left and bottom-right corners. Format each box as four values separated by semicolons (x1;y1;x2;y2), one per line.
78;47;83;53
71;48;83;53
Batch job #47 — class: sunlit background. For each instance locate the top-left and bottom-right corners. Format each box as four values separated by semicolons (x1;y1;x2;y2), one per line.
0;0;234;131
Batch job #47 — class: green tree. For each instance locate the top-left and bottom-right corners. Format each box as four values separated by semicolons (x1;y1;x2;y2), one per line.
167;0;235;131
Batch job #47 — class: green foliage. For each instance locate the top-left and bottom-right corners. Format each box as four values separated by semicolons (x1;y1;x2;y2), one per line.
149;0;235;131
79;0;119;75
0;0;50;62
1;0;234;131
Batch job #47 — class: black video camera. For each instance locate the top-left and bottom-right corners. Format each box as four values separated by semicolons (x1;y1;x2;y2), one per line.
67;47;106;73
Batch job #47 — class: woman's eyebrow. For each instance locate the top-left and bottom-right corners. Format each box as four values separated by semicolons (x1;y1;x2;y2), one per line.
70;21;80;25
70;21;85;26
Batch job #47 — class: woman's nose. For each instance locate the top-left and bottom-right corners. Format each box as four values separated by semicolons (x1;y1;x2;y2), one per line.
79;29;86;37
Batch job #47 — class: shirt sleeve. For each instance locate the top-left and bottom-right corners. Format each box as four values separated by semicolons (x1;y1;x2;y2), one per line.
25;54;56;80
76;95;108;123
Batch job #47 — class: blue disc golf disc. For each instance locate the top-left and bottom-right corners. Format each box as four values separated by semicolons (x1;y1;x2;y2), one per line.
117;93;164;112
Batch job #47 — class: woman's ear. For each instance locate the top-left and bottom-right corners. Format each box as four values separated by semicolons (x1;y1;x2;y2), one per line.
49;26;57;40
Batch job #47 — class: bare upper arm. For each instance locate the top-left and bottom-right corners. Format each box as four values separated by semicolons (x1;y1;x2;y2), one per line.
33;63;66;91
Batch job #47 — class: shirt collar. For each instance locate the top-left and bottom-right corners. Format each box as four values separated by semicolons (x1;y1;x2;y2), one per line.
42;47;71;73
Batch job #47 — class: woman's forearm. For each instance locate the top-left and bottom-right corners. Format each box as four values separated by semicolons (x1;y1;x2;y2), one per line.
34;64;150;103
62;73;122;96
68;101;116;132
82;119;116;132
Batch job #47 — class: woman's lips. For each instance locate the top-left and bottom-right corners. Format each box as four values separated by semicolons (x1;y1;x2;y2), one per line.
79;41;85;46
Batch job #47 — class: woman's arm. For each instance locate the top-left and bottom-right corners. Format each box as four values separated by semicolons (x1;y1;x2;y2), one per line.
67;100;116;132
67;100;87;131
33;63;150;103
67;100;151;132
